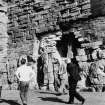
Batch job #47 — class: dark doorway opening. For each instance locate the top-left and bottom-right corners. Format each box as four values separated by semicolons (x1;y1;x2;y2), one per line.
56;32;81;58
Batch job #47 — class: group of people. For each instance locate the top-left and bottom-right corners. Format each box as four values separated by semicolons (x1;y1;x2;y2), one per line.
14;53;86;105
0;46;105;105
37;47;70;93
12;50;105;105
1;50;105;105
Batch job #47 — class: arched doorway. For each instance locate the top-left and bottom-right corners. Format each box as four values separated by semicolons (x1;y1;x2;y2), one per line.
56;32;81;58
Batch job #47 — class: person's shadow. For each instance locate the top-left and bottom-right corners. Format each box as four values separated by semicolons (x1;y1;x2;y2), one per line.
0;99;20;105
38;97;82;105
38;96;66;103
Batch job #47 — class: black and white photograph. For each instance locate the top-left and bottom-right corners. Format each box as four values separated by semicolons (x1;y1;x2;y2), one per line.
0;0;105;105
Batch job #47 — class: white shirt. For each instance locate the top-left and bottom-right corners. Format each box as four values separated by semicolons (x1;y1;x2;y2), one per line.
15;64;35;82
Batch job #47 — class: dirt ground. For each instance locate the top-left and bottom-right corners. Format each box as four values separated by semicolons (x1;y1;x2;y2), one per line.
0;90;105;105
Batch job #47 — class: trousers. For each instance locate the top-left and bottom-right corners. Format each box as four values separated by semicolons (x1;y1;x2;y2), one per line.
19;81;29;104
69;82;84;102
0;86;2;97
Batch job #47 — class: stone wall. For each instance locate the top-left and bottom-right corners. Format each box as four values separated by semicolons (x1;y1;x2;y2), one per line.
7;0;61;65
7;0;61;89
67;17;105;90
6;0;105;90
71;17;105;42
0;0;9;89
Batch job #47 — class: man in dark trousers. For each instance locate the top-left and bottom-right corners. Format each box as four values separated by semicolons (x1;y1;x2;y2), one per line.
66;58;85;104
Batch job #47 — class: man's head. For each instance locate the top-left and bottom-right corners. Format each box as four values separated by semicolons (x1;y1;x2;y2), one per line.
21;58;26;65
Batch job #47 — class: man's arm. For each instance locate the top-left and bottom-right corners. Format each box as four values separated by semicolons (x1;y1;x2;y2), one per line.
29;69;36;81
15;70;20;80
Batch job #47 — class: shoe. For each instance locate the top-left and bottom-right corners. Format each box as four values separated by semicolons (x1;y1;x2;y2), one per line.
67;101;74;104
81;99;85;104
23;103;27;105
55;92;62;96
23;102;27;105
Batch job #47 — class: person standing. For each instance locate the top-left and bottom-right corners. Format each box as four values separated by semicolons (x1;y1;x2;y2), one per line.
41;51;49;91
30;61;39;89
66;58;85;104
58;60;68;94
0;71;3;98
15;58;35;105
53;59;60;92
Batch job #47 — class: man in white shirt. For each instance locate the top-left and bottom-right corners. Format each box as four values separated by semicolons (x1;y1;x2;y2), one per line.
15;58;35;105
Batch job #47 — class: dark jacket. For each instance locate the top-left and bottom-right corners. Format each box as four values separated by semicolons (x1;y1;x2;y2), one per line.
67;62;81;83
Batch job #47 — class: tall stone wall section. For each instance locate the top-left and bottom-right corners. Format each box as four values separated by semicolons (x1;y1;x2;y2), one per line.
7;0;61;60
0;0;9;89
7;0;61;89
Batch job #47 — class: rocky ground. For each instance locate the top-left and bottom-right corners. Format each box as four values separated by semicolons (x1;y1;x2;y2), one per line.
0;89;105;105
